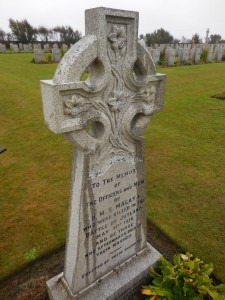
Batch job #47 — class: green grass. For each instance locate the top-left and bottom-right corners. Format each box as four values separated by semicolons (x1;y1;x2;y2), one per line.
0;54;72;279
0;54;225;282
146;64;225;281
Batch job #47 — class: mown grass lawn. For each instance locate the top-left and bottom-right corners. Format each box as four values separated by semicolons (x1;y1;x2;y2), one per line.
0;54;72;280
146;63;225;282
0;54;225;282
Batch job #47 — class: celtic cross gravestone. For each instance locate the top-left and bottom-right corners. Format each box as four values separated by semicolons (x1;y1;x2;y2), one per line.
41;7;166;300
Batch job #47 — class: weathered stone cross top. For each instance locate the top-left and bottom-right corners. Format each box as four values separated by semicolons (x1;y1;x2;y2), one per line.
41;7;165;300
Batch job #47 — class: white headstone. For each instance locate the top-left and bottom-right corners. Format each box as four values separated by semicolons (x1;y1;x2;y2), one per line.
214;45;223;62
52;47;61;62
0;43;6;53
34;44;41;50
206;48;214;63
175;44;180;56
23;44;29;52
44;43;50;52
179;48;190;63
62;44;69;53
194;48;201;64
41;7;165;300
151;48;161;65
34;49;44;63
191;46;196;62
13;44;19;53
165;48;175;66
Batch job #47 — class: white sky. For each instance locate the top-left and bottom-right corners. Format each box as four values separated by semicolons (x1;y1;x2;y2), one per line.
1;0;225;41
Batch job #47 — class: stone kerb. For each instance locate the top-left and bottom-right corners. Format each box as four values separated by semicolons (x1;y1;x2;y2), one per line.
41;7;165;300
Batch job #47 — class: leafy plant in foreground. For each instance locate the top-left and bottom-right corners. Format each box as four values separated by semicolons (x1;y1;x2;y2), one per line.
141;252;225;300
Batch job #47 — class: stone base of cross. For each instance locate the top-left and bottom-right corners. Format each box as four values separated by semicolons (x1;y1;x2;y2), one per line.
47;244;160;300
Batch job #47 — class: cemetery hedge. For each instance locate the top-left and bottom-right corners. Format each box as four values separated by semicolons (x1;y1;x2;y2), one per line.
0;54;225;283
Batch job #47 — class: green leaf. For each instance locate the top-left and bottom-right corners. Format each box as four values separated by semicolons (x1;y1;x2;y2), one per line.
207;289;224;300
174;284;183;300
152;286;173;298
144;253;225;300
150;266;162;278
153;278;163;286
173;254;181;266
214;284;225;292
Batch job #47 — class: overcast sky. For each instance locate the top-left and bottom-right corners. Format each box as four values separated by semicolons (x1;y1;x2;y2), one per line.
1;0;225;41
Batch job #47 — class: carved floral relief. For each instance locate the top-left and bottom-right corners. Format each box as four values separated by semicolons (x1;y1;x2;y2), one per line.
108;25;127;60
63;22;157;156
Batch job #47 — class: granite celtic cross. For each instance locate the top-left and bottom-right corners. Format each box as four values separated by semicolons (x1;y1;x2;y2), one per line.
41;7;166;300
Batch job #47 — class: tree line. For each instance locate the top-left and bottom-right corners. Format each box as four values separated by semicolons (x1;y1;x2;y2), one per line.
140;28;224;45
0;20;223;45
0;19;82;44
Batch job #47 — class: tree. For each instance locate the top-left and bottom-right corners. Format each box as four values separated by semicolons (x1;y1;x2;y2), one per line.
0;28;6;41
192;33;200;44
173;38;180;44
145;28;174;46
210;34;221;43
37;26;50;42
53;26;81;44
9;18;37;42
6;32;15;41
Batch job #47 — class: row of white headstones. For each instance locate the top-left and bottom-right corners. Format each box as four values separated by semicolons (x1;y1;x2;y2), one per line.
0;41;224;67
0;43;70;52
149;43;225;65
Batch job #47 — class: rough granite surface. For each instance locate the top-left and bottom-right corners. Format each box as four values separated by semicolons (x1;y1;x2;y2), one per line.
40;6;166;300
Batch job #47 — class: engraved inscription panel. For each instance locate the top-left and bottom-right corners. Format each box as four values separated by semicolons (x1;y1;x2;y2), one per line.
74;158;146;291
